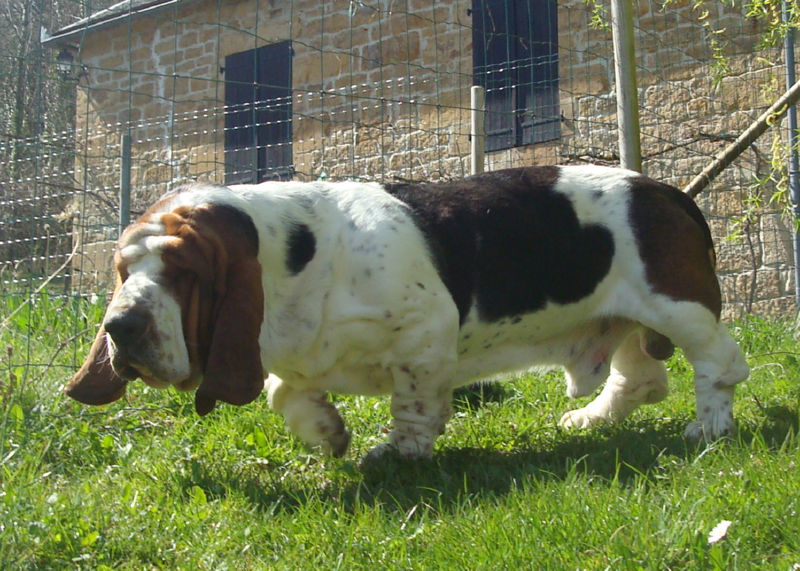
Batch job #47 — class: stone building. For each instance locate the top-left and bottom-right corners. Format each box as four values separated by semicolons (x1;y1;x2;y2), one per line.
42;0;797;317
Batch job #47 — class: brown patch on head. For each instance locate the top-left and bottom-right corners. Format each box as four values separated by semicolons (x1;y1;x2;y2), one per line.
628;178;722;318
66;199;265;414
158;203;265;415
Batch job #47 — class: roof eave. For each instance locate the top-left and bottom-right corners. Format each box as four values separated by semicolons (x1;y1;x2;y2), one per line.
41;0;190;47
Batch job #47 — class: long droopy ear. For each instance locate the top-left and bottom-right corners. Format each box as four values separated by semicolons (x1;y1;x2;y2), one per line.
65;324;128;405
194;254;265;415
163;204;265;416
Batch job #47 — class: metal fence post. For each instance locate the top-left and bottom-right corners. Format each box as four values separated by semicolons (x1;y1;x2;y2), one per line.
119;133;131;236
610;0;642;172
471;85;485;176
784;0;800;312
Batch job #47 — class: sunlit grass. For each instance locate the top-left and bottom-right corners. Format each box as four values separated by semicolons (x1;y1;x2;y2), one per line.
1;295;799;568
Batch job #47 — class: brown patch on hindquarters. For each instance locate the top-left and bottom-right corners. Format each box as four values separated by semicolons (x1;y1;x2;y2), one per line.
629;178;721;318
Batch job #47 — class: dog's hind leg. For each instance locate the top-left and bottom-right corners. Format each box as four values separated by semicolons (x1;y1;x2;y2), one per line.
678;319;749;440
559;326;669;429
635;302;748;440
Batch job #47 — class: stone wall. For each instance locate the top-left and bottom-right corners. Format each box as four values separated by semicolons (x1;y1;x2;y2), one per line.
66;0;797;317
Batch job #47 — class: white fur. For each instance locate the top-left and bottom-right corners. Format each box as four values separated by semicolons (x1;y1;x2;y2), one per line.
105;240;190;386
105;166;749;458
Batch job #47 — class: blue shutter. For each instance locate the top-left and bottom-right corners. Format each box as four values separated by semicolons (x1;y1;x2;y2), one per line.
254;41;293;181
516;0;559;145
225;49;258;184
472;0;559;150
225;42;292;184
473;0;515;151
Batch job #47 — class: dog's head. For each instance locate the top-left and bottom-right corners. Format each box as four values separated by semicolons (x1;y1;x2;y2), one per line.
65;199;265;415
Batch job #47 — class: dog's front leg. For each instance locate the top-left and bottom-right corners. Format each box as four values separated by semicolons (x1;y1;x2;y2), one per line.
266;375;351;457
390;362;454;458
365;284;459;460
365;359;455;460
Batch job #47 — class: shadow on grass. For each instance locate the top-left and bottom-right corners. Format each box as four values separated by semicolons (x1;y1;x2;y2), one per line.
740;403;798;445
179;404;799;516
354;419;694;502
180;419;694;515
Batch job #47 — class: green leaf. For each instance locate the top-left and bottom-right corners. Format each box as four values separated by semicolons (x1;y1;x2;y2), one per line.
189;485;207;505
9;403;23;423
254;428;268;450
80;531;99;546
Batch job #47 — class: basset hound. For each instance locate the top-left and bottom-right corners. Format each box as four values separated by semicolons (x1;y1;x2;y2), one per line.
66;165;749;459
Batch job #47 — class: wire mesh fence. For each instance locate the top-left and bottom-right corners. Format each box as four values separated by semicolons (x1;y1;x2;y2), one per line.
0;0;798;387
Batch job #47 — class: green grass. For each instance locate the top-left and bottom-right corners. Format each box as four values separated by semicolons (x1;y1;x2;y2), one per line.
2;293;800;569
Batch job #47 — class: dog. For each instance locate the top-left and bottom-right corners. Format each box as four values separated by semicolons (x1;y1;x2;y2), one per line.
65;165;749;459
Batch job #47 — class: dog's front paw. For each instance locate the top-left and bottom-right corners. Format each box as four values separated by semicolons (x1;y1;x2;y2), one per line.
320;428;352;457
360;431;435;465
559;407;610;430
361;442;399;463
684;418;735;442
683;420;705;441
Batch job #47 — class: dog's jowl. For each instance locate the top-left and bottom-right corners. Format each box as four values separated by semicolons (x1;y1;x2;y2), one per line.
66;165;749;459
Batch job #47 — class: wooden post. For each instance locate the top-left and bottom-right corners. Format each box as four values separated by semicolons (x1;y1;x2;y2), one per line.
683;79;800;198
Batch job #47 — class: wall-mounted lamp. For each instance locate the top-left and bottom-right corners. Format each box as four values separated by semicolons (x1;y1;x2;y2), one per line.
56;47;74;77
56;47;87;81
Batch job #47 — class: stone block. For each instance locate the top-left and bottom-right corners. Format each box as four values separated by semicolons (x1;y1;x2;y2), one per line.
760;213;795;266
716;236;761;272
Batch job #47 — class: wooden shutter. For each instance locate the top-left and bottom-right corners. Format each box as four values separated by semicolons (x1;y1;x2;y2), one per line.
225;49;258;184
473;0;515;152
253;41;292;181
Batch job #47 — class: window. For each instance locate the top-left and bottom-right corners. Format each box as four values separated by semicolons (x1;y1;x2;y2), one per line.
224;41;293;184
472;0;559;151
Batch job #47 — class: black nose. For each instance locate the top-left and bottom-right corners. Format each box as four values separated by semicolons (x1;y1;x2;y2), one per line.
104;309;149;346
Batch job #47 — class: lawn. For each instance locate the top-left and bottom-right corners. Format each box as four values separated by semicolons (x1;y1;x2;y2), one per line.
1;293;800;569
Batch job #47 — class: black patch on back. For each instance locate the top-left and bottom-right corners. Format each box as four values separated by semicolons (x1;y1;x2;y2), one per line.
385;166;615;323
286;223;316;275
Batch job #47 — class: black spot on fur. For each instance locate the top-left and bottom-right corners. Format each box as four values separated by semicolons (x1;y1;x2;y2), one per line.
385;166;615;323
286;223;316;275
